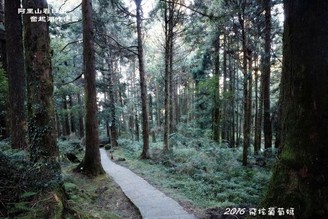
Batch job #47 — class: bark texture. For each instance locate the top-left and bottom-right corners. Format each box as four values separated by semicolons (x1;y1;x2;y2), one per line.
23;0;58;161
135;0;150;159
76;0;104;176
5;0;27;149
262;0;272;150
261;1;328;218
23;0;61;185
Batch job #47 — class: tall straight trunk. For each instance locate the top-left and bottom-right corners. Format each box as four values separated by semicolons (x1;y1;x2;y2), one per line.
163;3;170;151
149;94;156;143
235;64;240;147
0;0;3;22
135;114;139;142
69;95;76;133
240;11;250;166
108;58;118;147
76;0;104;176
63;95;70;136
175;75;180;124
0;0;6;72
149;94;153;127
135;0;149;159
118;85;127;132
23;0;60;180
168;6;175;134
77;93;84;138
262;0;272;150
5;0;27;149
221;35;228;141
56;113;62;137
229;39;236;147
260;1;328;218
254;66;262;155
155;83;161;127
247;55;253;146
212;34;220;143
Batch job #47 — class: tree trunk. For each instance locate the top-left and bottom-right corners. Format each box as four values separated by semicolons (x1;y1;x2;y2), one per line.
260;1;328;218
135;0;150;159
0;0;6;72
222;35;228;141
63;95;70;136
106;53;118;148
229;40;236;147
168;4;175;134
5;0;27;149
135;114;139;142
163;2;170;151
77;93;84;138
69;95;76;133
212;34;220;143
254;66;262;155
262;0;272;150
76;0;104;176
23;0;60;181
240;10;250;166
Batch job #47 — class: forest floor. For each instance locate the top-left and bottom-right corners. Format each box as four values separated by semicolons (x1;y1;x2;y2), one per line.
108;135;275;219
0;139;141;219
61;160;141;219
1;132;274;219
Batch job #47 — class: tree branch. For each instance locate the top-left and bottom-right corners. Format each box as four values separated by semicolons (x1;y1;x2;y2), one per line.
56;73;83;86
159;0;214;19
105;34;138;56
60;40;80;52
66;3;82;14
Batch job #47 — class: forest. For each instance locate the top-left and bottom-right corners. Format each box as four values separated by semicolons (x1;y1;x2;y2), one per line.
0;0;327;218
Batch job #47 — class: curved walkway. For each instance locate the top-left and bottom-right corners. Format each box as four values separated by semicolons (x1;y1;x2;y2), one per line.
100;149;196;219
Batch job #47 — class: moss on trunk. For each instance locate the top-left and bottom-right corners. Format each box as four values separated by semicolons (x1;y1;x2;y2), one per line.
259;1;328;218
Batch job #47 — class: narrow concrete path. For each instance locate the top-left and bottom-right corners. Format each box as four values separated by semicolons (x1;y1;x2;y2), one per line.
100;149;196;219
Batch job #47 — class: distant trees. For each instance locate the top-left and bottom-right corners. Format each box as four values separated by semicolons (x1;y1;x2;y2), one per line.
260;1;328;218
14;0;283;168
76;0;104;176
161;0;183;151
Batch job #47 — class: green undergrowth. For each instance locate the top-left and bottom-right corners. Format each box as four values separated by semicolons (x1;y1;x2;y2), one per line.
58;138;141;219
114;134;273;209
0;138;140;219
0;140;64;218
61;169;139;219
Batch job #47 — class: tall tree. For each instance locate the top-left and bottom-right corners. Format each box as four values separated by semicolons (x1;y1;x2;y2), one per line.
262;0;272;150
212;34;220;143
5;0;27;149
76;0;104;176
107;53;118;147
238;0;251;166
0;0;6;71
135;0;150;159
163;0;172;151
261;1;328;218
23;0;60;180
